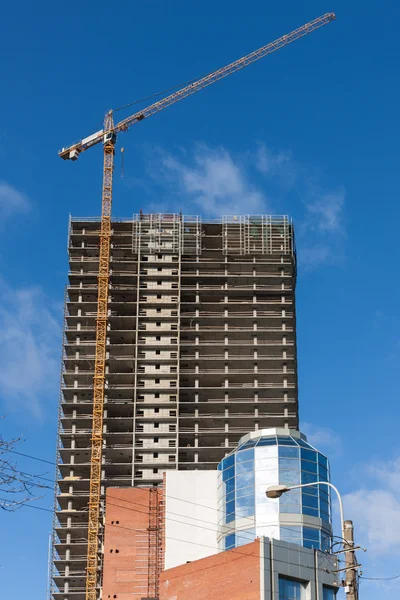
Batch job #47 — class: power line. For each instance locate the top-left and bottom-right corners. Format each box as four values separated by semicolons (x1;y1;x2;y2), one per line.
107;519;339;577
106;489;338;540
7;461;337;545
2;448;55;466
6;494;339;576
105;495;336;549
0;445;337;538
0;464;54;486
7;491;337;560
0;447;340;547
360;574;400;581
11;497;341;576
0;497;53;512
1;459;340;550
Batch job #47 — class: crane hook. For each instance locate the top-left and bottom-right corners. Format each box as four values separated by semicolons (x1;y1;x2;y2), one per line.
120;147;125;177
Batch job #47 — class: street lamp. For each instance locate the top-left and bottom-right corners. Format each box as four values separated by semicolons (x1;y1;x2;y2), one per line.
266;483;361;600
265;481;344;537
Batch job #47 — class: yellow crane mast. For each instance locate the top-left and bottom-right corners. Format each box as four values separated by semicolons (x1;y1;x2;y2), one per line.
59;12;335;600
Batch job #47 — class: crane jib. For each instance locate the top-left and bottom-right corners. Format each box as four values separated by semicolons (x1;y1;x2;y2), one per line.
59;12;335;160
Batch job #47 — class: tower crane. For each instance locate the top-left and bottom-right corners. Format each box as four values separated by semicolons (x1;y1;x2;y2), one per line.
58;12;335;600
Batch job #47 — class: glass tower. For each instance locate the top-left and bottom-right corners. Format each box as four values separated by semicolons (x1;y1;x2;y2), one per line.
217;428;332;552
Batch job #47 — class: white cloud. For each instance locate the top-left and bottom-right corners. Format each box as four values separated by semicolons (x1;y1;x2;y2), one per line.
298;245;331;271
295;185;346;270
255;144;346;238
255;143;297;185
345;488;400;554
344;457;400;556
144;142;346;269
0;279;60;418
151;145;269;217
0;181;30;220
302;422;343;457
305;186;346;235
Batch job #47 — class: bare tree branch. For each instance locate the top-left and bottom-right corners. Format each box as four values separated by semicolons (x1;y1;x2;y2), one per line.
0;417;48;510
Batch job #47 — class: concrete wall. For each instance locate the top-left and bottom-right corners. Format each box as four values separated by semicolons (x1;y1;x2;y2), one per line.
55;214;298;599
164;471;219;569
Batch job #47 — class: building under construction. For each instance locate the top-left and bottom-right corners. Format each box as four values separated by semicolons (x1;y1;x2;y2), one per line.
51;213;298;599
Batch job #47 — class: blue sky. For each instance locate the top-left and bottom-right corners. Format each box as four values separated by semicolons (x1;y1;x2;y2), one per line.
1;1;400;598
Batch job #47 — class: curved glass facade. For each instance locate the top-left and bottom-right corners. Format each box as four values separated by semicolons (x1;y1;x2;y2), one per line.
217;429;332;552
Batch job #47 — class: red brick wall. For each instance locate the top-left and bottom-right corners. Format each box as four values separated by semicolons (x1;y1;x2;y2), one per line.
160;539;260;600
103;487;259;600
103;487;164;600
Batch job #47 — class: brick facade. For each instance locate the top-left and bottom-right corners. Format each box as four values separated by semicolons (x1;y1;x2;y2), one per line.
160;540;260;600
103;487;163;600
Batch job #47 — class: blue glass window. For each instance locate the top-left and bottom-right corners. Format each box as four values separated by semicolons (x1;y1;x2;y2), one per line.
279;446;299;458
280;525;301;542
226;477;235;494
279;577;304;600
318;453;328;469
321;517;331;530
226;500;235;523
277;436;298;446
223;465;235;482
226;490;235;503
279;457;299;469
296;438;312;449
236;448;254;463
222;454;234;469
236;479;255;496
302;506;319;518
303;538;320;550
236;459;254;475
280;468;301;485
319;466;328;481
320;498;330;516
280;489;300;505
256;437;277;446
236;493;254;507
225;533;235;550
302;484;318;497
303;527;321;549
302;493;318;509
280;489;301;512
301;448;317;462
236;528;256;546
239;440;256;450
323;586;336;600
321;532;332;552
280;504;301;514
301;460;318;474
235;506;254;518
319;488;329;500
303;527;320;541
301;473;318;489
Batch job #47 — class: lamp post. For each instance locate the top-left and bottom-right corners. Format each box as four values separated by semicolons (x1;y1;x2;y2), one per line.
266;482;358;600
266;481;344;536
